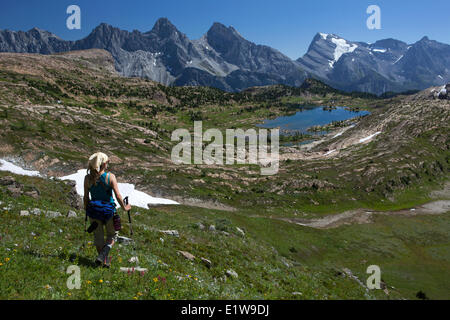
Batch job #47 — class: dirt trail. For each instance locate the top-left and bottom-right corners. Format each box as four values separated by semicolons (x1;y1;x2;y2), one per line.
273;200;450;229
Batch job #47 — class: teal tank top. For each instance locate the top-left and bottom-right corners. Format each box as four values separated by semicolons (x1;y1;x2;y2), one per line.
89;172;116;207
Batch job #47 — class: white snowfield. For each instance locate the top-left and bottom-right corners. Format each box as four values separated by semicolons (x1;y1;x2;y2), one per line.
329;37;358;68
359;132;381;143
61;169;179;209
0;159;178;209
372;48;387;53
0;159;41;177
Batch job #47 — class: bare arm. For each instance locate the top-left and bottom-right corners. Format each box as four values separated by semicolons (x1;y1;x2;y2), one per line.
83;175;90;210
110;173;131;212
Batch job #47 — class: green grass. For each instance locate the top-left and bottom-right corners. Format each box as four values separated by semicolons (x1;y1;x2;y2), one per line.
0;171;449;300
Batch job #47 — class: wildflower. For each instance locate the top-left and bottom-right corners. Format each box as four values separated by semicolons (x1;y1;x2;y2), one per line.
4;257;10;262
87;280;92;285
44;285;51;290
194;278;198;281
68;292;72;296
0;263;3;266
133;296;138;300
99;279;103;283
153;277;158;283
137;292;143;296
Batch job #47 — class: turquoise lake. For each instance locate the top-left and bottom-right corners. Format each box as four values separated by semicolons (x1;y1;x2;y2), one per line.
258;106;370;134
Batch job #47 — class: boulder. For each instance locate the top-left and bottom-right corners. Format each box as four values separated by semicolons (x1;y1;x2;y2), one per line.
31;208;41;215
177;250;195;261
196;223;205;230
160;230;179;237
226;269;238;279
117;236;133;245
45;211;62;218
0;176;16;186
7;186;22;198
63;180;82;209
24;189;40;199
201;257;212;268
67;210;77;218
209;225;216;232
20;210;30;216
236;227;245;236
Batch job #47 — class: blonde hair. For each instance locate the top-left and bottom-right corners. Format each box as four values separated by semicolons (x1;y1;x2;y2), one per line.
87;152;109;182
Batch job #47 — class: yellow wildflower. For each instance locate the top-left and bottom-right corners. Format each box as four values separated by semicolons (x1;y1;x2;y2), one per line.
133;296;138;300
87;280;92;284
99;279;103;283
5;257;10;262
0;263;3;266
153;277;158;283
137;292;143;296
68;292;72;296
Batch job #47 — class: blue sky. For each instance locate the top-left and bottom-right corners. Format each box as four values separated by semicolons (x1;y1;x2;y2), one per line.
1;0;449;59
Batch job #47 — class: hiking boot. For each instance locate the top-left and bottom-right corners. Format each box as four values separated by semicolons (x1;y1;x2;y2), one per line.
95;245;111;266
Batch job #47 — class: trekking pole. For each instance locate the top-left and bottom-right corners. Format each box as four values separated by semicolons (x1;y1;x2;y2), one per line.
123;196;139;268
124;196;133;236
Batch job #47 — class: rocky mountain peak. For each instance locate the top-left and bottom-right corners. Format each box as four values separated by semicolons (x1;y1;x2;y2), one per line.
207;22;244;42
371;38;408;51
151;17;179;37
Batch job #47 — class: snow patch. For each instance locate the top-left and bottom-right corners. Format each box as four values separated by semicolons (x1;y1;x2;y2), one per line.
333;131;344;138
0;159;41;177
437;75;443;80
329;38;358;68
324;149;336;156
372;49;387;53
60;170;179;209
359;132;381;143
393;55;404;64
319;33;328;40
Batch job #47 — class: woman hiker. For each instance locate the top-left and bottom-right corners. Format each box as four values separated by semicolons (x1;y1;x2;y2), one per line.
83;152;131;267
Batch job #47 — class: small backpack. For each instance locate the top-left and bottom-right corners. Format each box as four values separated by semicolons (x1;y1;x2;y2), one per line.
86;200;116;223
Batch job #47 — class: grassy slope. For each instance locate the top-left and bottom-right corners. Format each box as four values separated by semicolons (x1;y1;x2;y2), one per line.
1;172;449;300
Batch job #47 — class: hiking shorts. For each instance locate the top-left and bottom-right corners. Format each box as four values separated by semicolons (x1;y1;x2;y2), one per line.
90;217;117;248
